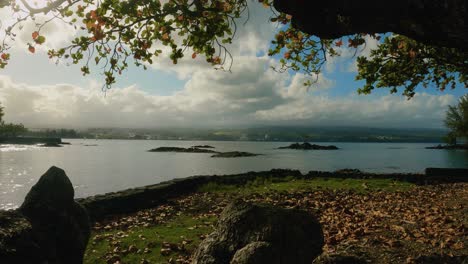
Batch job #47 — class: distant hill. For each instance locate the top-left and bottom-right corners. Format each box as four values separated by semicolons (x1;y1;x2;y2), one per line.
62;126;446;143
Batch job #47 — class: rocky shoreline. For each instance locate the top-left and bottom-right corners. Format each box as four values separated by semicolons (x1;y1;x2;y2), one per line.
426;144;468;150
148;147;260;158
0;137;62;145
1;166;467;263
76;167;467;222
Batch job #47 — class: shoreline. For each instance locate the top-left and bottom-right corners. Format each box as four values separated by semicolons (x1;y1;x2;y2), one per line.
2;167;466;263
76;168;467;222
0;137;62;145
2;138;446;144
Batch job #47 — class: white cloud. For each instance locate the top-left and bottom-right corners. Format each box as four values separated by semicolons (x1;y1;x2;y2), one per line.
0;5;457;130
149;2;277;80
284;73;335;98
254;93;455;128
325;35;381;73
0;73;455;129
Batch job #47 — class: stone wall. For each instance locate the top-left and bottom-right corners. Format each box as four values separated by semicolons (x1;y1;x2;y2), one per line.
78;168;467;222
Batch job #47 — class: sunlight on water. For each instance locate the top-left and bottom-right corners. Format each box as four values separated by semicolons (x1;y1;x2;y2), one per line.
1;140;467;210
0;144;40;152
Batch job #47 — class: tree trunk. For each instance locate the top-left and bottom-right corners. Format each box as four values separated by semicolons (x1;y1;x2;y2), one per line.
273;0;468;51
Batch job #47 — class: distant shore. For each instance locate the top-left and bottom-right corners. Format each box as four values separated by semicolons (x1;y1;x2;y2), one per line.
0;137;62;145
426;144;468;150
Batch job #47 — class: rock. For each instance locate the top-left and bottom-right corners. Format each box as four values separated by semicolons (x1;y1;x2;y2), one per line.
192;145;215;149
425;144;468;150
0;210;39;264
41;142;63;147
148;147;217;153
314;254;368;264
211;151;260;158
278;142;338;150
19;166;91;264
192;200;324;264
231;242;277;264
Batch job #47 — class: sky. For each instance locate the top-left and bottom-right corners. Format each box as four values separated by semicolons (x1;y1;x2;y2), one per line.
0;3;465;129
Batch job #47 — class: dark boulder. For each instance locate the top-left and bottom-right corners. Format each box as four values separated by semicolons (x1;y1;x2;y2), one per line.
192;200;324;264
231;242;276;264
18;166;91;264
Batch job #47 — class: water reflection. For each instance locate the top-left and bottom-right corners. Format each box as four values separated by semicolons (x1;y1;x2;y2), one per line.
1;140;467;209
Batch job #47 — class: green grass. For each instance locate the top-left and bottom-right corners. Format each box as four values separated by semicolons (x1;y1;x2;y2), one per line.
84;215;216;264
85;177;414;263
198;177;414;194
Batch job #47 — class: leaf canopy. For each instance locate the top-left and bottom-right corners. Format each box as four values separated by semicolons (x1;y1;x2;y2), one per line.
0;0;465;97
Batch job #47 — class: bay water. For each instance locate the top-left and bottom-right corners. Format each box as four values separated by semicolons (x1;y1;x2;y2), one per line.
1;139;467;210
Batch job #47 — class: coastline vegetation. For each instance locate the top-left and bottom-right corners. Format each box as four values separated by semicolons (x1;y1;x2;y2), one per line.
444;95;468;146
0;103;27;138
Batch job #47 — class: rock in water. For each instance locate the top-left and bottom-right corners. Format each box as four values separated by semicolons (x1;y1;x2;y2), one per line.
19;166;90;264
192;200;324;264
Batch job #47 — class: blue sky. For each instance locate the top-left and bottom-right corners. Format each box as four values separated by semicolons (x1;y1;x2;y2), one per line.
0;3;464;129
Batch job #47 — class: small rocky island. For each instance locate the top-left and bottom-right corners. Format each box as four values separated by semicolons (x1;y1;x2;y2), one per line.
40;142;63;147
278;142;339;150
191;145;215;149
425;144;468;150
211;151;261;158
148;147;217;153
148;147;260;157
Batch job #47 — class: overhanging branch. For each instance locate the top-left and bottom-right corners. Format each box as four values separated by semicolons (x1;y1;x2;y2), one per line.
273;0;468;51
19;0;69;14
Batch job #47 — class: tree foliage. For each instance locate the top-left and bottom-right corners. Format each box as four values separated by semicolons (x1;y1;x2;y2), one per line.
0;0;466;97
0;102;4;123
444;95;468;145
356;36;467;98
0;102;28;137
0;122;27;137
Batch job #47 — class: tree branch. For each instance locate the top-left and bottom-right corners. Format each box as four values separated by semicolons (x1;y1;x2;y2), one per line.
19;0;70;14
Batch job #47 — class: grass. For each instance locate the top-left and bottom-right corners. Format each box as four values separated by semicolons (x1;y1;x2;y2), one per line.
198;176;414;194
84;215;216;264
84;177;417;263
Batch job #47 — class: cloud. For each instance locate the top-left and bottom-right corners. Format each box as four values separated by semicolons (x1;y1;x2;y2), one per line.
325;35;381;73
283;73;335;98
0;73;454;129
0;5;457;130
254;93;455;128
149;2;277;80
0;10;77;53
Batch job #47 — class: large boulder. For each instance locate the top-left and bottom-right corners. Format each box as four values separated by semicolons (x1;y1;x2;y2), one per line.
18;166;91;264
192;200;324;264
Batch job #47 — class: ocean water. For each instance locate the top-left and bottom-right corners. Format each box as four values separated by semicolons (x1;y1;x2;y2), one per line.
1;139;467;209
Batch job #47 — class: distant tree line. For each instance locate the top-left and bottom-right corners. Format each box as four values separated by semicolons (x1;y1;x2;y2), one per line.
0;103;27;137
25;129;82;139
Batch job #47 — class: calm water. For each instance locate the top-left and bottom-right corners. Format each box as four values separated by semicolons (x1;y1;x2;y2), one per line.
1;139;467;209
